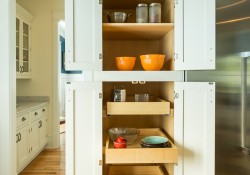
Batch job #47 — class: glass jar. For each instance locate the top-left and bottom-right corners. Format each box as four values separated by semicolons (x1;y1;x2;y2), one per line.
149;3;161;23
136;3;148;23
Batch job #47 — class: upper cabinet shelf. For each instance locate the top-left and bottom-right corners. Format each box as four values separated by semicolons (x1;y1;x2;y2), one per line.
103;0;165;9
103;23;174;40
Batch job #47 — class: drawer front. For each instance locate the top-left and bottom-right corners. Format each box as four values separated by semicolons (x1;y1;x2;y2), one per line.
17;113;29;128
41;106;47;116
30;108;42;121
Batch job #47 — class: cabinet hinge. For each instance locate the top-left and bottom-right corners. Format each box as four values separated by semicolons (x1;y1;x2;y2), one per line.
174;93;179;99
99;0;102;4
99;160;102;166
99;53;102;60
174;53;178;60
99;93;103;99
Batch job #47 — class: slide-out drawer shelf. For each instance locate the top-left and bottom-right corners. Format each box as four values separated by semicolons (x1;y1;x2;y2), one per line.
108;165;165;175
107;98;170;115
105;128;178;164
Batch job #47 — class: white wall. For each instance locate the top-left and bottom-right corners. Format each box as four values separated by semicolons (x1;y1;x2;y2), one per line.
16;0;64;147
0;0;16;174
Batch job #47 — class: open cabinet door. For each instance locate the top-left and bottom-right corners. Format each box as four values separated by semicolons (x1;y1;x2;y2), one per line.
66;82;102;175
175;0;215;70
65;0;102;71
174;82;215;175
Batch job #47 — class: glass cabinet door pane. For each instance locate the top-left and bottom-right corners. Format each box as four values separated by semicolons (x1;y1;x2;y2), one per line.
23;61;29;73
23;50;29;73
23;22;29;36
16;46;19;72
16;18;19;31
23;36;28;50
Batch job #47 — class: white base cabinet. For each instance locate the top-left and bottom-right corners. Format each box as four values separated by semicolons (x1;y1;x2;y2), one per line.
16;104;48;174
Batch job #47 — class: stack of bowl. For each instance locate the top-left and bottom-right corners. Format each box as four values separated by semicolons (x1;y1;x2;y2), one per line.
140;136;171;148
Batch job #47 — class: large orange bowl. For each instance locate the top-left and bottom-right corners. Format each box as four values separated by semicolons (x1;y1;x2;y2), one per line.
140;54;165;71
116;57;136;71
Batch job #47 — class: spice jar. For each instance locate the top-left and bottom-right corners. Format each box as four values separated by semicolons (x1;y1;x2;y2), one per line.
149;3;161;23
136;3;148;23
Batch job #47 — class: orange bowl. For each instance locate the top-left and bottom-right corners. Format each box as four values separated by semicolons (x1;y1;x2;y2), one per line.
116;57;136;71
140;54;165;71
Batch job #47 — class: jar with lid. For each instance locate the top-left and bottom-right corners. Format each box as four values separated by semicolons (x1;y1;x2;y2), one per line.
149;3;161;23
136;3;148;23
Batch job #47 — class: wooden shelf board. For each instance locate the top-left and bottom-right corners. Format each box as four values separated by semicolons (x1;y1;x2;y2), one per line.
103;23;174;40
105;128;178;164
108;165;164;175
107;98;170;115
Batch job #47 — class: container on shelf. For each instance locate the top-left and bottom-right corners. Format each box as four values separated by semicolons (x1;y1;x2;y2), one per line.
149;3;161;23
136;3;148;23
135;94;149;102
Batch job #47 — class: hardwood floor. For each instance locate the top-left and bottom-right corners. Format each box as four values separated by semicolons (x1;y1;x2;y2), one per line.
19;132;65;175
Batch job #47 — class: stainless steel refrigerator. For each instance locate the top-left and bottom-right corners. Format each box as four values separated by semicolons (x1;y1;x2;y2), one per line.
187;0;250;174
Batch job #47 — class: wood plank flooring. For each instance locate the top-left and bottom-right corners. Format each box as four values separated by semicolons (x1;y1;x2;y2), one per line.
19;132;65;175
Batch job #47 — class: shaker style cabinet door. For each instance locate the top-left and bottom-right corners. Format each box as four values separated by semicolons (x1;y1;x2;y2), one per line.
175;0;215;70
66;82;102;175
174;82;215;175
65;0;102;71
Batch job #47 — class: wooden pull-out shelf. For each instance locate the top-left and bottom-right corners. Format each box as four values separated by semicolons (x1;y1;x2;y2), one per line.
108;165;164;175
103;23;174;40
107;98;170;115
105;128;178;164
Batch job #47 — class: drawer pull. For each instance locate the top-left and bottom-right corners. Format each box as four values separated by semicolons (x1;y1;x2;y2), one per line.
16;134;19;143
42;109;46;112
35;112;38;115
22;117;26;121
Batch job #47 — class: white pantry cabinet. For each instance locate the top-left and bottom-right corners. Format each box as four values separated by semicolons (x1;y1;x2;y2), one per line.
65;0;215;175
16;4;33;79
16;104;48;174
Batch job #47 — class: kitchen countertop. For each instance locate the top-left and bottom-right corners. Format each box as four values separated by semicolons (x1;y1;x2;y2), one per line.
17;101;49;114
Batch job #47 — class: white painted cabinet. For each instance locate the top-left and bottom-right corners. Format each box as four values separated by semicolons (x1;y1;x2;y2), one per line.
16;125;30;171
16;104;48;174
16;4;33;79
65;0;215;175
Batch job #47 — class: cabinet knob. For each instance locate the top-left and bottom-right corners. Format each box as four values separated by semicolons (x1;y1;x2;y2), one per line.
22;117;26;121
42;109;46;112
35;112;38;115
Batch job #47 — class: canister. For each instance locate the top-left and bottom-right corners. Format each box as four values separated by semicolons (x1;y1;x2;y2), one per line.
136;3;148;23
149;3;161;23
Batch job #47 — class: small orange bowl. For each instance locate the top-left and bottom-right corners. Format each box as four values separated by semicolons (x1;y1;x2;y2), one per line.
140;54;165;71
116;57;136;71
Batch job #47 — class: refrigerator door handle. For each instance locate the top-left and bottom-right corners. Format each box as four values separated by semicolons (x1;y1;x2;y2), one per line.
241;55;250;154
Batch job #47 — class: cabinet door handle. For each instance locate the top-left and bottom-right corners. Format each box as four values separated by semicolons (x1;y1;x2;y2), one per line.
35;112;38;115
16;134;19;143
22;117;26;121
19;133;22;141
39;121;42;128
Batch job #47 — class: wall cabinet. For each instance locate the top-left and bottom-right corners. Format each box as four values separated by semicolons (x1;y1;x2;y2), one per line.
16;104;48;174
16;4;33;79
65;0;215;175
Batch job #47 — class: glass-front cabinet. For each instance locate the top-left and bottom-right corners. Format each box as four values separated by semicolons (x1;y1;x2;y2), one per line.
16;4;33;79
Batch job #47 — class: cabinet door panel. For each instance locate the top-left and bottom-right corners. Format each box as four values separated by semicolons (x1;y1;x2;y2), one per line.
39;116;48;148
65;0;102;71
66;82;102;175
17;127;29;171
175;0;215;70
174;82;215;175
30;121;40;157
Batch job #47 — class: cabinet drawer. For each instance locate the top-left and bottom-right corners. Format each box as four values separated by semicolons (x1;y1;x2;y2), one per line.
30;106;48;121
16;113;29;128
108;166;164;175
105;128;178;164
107;98;170;115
